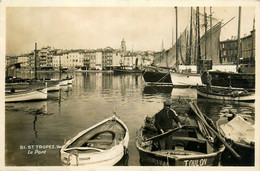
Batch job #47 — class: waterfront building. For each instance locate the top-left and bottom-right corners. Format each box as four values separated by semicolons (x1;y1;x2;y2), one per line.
38;46;51;69
95;51;102;70
17;54;30;70
240;30;255;62
59;50;84;70
102;47;114;70
83;49;96;70
121;52;136;70
219;37;238;64
112;50;122;68
52;53;62;70
239;29;255;73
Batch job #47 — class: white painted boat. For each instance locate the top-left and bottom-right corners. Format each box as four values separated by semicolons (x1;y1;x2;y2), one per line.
60;114;129;166
46;82;60;91
170;71;202;87
218;115;255;165
59;78;74;86
5;87;47;102
6;80;60;92
197;86;255;101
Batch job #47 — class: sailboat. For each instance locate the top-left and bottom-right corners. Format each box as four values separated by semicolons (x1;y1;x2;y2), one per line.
5;43;60;93
142;40;175;85
201;7;255;90
170;7;222;87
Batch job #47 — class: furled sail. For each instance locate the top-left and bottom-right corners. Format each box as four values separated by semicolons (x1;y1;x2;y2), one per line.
200;22;222;64
153;45;177;69
153;8;222;68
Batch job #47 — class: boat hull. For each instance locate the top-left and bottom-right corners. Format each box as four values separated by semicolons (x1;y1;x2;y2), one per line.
197;87;255;101
113;69;141;74
142;70;172;85
59;78;73;86
170;71;202;87
60;115;129;166
136;147;223;166
5;88;47;102
221;142;254;166
136;128;224;166
202;71;255;90
218;115;255;166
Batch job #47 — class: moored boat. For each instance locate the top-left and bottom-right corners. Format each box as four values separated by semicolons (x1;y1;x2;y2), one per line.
218;115;255;166
113;68;142;74
142;66;172;85
136;99;225;166
6;80;60;92
5;85;47;102
201;70;255;90
59;77;74;86
60;114;129;166
197;86;255;101
170;71;202;87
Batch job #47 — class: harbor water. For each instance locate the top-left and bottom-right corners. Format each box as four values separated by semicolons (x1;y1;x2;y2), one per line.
5;72;255;166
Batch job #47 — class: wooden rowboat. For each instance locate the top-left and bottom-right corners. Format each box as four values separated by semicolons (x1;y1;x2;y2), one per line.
60;114;129;166
197;86;255;101
5;86;47;102
136;100;225;166
218;115;255;166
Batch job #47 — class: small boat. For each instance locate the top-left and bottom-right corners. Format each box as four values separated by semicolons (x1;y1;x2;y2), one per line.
60;114;129;166
113;68;142;74
197;86;255;101
136;100;225;166
59;77;74;86
45;80;60;92
6;80;60;92
5;86;47;102
218;115;255;166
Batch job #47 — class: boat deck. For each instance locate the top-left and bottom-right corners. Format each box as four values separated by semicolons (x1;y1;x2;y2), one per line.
66;119;126;152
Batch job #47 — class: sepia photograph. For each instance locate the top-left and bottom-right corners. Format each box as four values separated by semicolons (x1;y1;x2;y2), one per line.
1;0;259;170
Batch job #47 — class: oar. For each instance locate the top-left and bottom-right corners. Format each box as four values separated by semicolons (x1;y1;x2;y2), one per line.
144;126;183;142
188;101;241;159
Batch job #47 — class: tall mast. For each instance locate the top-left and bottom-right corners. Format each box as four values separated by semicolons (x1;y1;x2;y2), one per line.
210;7;213;60
189;7;193;65
194;8;197;64
59;54;61;80
175;7;178;69
250;15;255;64
172;27;174;47
34;42;37;80
162;39;164;51
237;6;241;68
204;7;207;60
197;7;201;69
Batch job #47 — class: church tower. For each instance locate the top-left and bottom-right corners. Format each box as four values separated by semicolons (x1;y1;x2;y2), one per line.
121;38;126;52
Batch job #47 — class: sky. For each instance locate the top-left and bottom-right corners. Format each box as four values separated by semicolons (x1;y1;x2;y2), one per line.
6;6;255;56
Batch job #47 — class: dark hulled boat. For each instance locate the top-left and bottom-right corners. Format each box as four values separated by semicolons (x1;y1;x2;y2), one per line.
201;71;255;90
113;68;142;74
142;66;172;85
136;100;225;166
201;10;255;90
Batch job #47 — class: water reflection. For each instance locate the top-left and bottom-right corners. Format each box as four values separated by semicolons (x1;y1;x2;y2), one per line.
142;86;173;95
5;72;256;166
